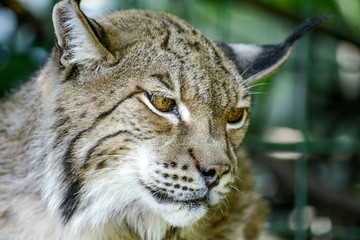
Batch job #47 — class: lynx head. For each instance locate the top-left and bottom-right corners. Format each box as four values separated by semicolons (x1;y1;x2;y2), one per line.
41;0;323;234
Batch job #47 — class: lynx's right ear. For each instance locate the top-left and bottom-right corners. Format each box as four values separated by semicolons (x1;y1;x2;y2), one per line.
53;0;116;68
218;16;326;84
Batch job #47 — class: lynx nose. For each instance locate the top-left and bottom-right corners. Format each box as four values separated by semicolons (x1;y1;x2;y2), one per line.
202;164;231;189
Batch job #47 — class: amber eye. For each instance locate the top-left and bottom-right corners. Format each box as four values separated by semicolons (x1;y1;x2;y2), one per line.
227;107;247;124
148;93;176;112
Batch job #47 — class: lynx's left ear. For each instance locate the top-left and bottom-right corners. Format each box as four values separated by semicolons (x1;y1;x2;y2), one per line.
218;16;326;84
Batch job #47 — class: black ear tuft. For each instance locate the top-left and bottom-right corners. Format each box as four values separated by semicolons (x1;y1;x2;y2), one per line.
284;15;330;47
218;15;328;83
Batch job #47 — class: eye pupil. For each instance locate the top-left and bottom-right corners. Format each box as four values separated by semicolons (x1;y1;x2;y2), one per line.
148;93;176;112
227;107;247;124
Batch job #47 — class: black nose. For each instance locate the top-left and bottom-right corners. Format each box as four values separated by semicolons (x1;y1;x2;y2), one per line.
201;164;231;189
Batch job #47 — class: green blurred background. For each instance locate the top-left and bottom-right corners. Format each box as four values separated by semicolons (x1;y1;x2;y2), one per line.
0;0;359;239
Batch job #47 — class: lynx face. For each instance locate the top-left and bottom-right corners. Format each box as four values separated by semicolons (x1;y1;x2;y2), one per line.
35;0;323;235
49;6;251;228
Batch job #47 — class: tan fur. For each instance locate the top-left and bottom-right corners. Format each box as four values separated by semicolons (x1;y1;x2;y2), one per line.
0;1;293;239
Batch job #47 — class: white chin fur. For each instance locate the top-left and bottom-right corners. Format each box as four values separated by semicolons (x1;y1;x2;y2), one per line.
159;202;208;227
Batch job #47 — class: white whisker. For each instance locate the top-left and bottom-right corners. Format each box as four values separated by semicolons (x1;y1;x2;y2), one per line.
249;91;266;95
246;82;269;89
217;204;225;215
234;175;243;183
242;68;268;84
230;184;241;194
240;62;255;79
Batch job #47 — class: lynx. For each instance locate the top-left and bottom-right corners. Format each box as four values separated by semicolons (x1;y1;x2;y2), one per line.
0;0;323;239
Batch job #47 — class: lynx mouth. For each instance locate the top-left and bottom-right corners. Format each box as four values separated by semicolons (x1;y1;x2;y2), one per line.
145;185;207;208
144;184;209;226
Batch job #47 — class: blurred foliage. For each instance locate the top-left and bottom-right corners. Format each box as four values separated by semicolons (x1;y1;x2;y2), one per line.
0;0;359;239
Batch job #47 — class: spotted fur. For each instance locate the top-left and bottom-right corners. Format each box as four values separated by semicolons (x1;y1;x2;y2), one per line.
0;0;323;239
